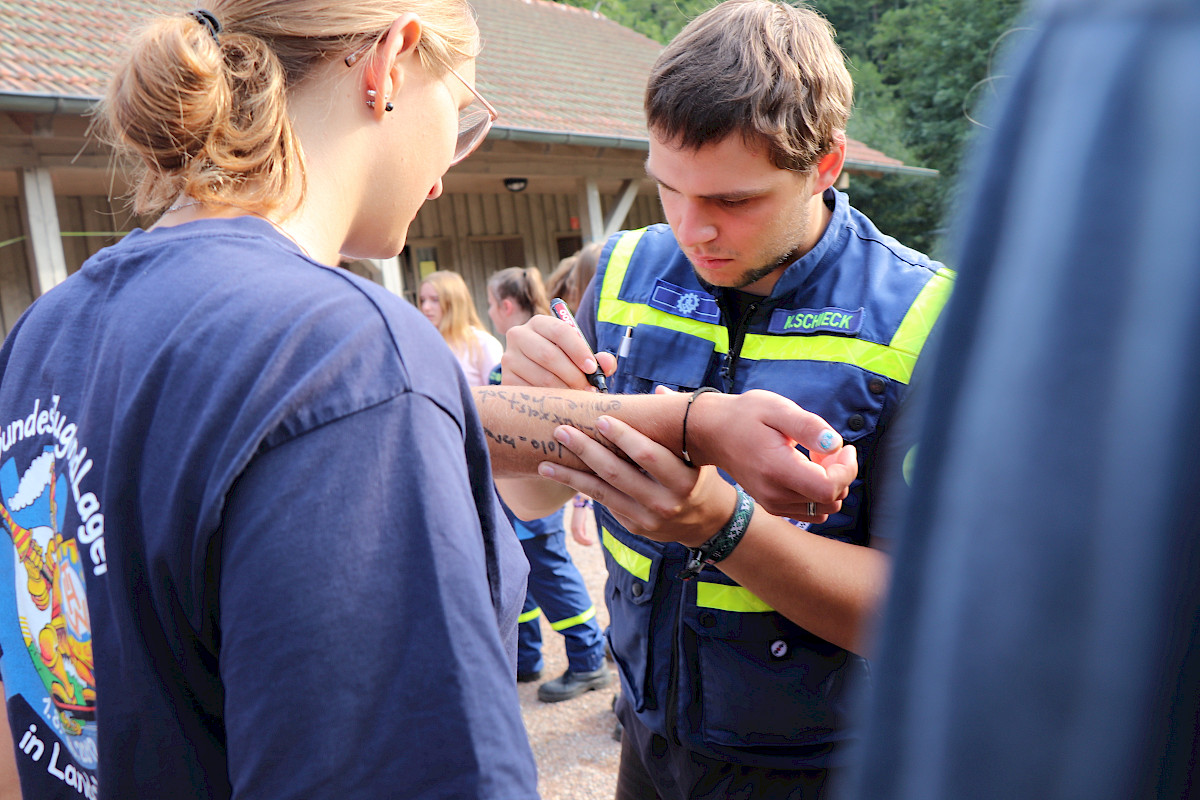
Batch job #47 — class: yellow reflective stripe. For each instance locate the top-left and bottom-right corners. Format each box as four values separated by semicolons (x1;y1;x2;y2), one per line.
594;298;729;352
741;334;917;383
518;607;542;624
549;605;597;631
889;268;955;358
739;268;956;384
597;226;951;386
598;228;647;315
601;527;651;581
696;582;775;613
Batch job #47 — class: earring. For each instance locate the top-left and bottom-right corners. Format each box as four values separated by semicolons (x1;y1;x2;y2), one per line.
366;89;377;109
384;98;394;112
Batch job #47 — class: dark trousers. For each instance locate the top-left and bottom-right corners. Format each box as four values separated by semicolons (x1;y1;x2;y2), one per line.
613;694;838;800
517;530;605;674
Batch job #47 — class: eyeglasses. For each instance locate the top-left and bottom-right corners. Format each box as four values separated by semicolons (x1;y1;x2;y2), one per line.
344;40;499;166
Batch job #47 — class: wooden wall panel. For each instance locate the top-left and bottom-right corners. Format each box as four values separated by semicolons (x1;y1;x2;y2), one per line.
498;193;517;235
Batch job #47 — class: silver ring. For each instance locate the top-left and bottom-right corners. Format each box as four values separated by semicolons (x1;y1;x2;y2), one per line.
806;501;817;517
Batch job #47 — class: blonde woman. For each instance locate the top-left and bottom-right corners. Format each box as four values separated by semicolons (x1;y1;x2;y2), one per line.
419;269;503;385
0;1;537;796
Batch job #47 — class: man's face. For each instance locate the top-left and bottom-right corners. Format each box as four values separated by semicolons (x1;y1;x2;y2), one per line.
647;131;821;296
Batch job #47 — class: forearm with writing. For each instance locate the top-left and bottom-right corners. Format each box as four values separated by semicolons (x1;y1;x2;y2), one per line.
473;386;687;477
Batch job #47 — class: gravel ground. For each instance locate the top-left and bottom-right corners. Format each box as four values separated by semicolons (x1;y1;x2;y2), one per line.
518;504;621;800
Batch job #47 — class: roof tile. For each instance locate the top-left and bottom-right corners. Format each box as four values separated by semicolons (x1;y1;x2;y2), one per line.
0;0;908;168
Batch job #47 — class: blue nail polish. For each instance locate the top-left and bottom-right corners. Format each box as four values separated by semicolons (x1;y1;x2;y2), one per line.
818;430;835;451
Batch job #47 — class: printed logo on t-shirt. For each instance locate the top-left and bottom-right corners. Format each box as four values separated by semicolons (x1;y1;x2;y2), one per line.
0;396;102;798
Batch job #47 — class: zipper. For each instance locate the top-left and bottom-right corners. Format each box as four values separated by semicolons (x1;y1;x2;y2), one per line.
719;300;759;392
666;582;684;745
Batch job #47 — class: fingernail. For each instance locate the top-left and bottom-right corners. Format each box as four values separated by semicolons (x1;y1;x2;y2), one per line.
553;427;570;445
818;429;836;451
538;463;556;479
583;358;597;373
596;416;610;435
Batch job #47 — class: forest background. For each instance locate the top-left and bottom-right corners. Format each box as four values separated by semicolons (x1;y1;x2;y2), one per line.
560;0;1029;259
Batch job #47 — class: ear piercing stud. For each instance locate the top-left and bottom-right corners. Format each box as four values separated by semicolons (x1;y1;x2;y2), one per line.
366;90;394;112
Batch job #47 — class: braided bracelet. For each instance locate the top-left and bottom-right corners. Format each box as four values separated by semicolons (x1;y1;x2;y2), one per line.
677;484;755;580
572;496;593;509
680;387;719;467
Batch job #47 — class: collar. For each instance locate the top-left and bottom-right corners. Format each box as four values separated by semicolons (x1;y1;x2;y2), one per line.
762;187;851;301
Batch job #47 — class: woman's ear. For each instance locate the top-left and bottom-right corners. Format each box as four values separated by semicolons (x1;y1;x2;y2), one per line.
367;14;423;118
501;298;516;318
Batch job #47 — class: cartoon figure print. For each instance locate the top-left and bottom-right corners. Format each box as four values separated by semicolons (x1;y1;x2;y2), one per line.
0;448;97;754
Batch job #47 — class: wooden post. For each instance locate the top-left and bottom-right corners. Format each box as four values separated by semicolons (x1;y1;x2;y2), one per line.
578;177;604;244
602;179;640;239
18;167;68;296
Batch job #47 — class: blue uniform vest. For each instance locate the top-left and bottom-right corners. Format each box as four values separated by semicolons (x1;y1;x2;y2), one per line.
591;189;953;768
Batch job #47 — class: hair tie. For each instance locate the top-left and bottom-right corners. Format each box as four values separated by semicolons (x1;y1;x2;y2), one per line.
188;9;223;44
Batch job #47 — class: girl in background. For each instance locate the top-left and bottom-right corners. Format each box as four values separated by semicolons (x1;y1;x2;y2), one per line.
487;267;611;703
420;269;503;385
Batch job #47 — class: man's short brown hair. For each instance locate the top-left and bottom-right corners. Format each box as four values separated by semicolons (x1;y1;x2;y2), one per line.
645;0;853;172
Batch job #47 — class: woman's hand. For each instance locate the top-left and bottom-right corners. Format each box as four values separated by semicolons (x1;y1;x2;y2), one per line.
539;415;815;547
568;496;596;546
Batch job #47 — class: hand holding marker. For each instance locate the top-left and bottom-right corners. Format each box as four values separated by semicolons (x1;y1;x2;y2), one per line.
550;297;608;393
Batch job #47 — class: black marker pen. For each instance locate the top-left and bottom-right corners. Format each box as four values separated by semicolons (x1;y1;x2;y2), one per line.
550;297;608;393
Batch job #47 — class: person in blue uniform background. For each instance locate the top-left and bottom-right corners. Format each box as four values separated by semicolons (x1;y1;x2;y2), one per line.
486;267;610;703
498;0;952;797
845;0;1200;797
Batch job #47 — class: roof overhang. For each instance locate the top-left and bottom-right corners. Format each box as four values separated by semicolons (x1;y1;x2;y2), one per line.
0;92;938;179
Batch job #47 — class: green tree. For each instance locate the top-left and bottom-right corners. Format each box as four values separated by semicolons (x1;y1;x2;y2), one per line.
815;0;1027;258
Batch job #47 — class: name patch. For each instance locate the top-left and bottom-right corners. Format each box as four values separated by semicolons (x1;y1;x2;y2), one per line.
769;306;864;336
648;280;720;323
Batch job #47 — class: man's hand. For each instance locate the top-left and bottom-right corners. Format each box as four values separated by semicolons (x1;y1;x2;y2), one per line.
501;316;617;390
686;388;858;518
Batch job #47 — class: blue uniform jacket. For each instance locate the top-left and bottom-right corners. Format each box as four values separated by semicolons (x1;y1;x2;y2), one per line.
588;189;952;768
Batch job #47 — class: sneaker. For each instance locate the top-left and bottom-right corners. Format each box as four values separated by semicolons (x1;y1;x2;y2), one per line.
536;667;612;703
516;669;543;683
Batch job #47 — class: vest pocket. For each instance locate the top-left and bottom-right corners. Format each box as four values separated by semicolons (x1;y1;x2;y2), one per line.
682;588;854;748
599;525;663;714
617;325;717;394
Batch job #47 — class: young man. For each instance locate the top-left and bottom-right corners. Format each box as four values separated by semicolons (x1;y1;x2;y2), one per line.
499;1;953;796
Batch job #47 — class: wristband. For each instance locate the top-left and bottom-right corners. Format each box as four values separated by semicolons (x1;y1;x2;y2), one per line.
677;484;755;580
572;496;593;509
680;387;719;467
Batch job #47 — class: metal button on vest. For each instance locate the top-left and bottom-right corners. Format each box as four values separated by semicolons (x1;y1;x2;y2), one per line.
868;378;886;395
630;582;644;597
848;413;866;431
770;640;789;658
699;612;717;628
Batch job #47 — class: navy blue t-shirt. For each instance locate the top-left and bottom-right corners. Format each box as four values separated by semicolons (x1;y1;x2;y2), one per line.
849;1;1200;798
0;217;538;799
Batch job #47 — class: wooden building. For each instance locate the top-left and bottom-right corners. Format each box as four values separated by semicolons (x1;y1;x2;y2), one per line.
0;0;934;337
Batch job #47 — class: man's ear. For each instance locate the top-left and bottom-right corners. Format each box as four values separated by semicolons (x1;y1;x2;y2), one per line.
367;14;423;118
812;131;847;195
